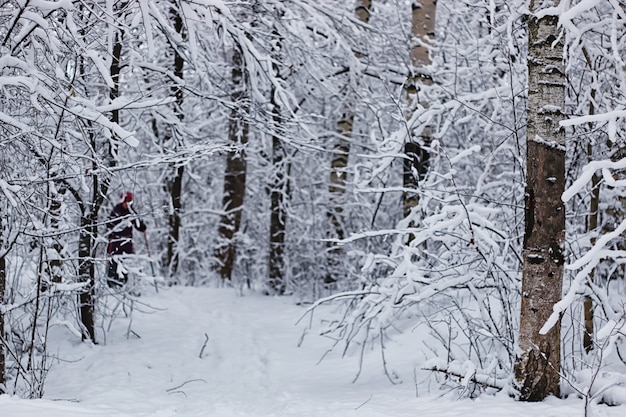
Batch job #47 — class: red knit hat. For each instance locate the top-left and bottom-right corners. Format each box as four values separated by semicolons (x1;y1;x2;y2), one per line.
119;191;133;203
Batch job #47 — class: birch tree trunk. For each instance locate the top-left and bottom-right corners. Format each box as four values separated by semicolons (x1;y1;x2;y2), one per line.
327;0;371;239
403;0;436;218
215;45;248;281
44;184;66;287
325;0;371;283
515;0;566;401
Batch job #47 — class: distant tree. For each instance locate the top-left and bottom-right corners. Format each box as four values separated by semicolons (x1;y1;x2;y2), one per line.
75;0;135;342
209;0;382;292
0;2;149;394
299;0;528;390
162;5;186;278
514;0;566;401
325;0;372;285
268;21;289;295
215;43;249;282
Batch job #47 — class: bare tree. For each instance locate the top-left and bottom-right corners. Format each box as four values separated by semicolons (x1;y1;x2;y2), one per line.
298;0;528;391
514;0;566;401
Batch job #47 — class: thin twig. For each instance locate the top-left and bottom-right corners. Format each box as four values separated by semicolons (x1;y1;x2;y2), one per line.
355;394;373;410
198;333;209;358
166;379;207;393
380;328;401;385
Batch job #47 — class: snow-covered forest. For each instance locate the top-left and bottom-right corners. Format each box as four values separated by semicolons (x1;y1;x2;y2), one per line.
1;0;626;412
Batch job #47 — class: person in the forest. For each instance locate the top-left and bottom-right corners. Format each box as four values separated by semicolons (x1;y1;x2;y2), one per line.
106;191;146;288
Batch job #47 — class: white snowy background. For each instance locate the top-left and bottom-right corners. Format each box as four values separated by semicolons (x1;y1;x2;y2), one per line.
1;285;625;417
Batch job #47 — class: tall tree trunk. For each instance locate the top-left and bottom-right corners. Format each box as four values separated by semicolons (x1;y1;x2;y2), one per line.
31;150;68;292
325;0;371;284
79;140;116;342
327;0;372;227
268;143;287;294
78;155;111;342
583;171;599;353
78;214;96;342
44;184;66;287
77;11;124;342
214;46;249;281
78;150;116;342
583;87;599;354
403;0;436;218
164;6;186;278
0;208;5;393
268;85;288;295
515;0;566;401
166;165;184;277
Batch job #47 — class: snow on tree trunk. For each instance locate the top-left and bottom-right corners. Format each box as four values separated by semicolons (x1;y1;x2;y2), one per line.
325;0;371;284
584;169;600;353
403;0;435;219
0;211;5;393
44;184;66;287
77;1;128;342
214;45;249;282
164;5;186;278
268;118;287;295
582;88;600;354
268;21;289;295
78;215;96;342
515;0;566;401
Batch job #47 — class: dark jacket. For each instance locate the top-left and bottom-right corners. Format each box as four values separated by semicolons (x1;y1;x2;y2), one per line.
107;203;146;256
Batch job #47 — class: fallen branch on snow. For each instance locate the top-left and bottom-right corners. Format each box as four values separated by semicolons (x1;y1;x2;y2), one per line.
424;364;507;391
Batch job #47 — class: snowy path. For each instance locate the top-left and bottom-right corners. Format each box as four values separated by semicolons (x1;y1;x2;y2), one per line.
2;287;625;416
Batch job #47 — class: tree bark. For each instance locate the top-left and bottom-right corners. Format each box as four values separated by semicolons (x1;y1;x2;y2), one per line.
78;215;96;342
327;0;371;227
0;209;5;393
45;184;66;287
77;5;125;342
403;0;436;218
515;0;566;401
583;171;600;353
215;46;248;281
268;140;287;294
583;87;599;354
164;5;186;277
268;84;288;295
79;136;115;343
325;0;371;283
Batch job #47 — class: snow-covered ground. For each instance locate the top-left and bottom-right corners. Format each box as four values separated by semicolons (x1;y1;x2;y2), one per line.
1;286;624;416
